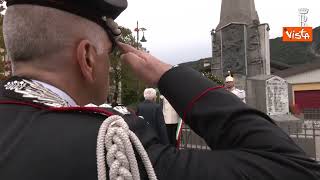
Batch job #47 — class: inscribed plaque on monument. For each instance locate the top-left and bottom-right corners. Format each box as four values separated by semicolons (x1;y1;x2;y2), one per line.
266;77;289;116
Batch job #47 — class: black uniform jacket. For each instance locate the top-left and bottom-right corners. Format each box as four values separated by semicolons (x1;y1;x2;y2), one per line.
0;66;319;180
136;100;169;145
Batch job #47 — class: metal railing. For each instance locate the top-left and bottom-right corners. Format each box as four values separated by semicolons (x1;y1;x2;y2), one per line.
179;120;320;161
179;126;210;150
302;108;320;120
287;120;320;161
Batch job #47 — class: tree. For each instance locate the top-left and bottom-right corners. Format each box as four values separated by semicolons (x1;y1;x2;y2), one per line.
0;2;11;81
0;1;5;13
0;14;7;81
201;70;224;85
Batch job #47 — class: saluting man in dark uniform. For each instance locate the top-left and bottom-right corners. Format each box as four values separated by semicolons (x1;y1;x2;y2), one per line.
0;0;319;180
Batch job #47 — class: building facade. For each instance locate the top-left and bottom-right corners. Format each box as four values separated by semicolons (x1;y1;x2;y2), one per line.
275;62;320;111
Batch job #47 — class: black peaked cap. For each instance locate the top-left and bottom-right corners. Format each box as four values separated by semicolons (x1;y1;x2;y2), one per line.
6;0;128;25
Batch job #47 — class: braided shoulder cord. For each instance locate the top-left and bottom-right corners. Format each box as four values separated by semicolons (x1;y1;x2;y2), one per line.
97;115;158;180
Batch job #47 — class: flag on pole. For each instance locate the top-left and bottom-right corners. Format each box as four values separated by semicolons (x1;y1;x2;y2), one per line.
176;118;183;147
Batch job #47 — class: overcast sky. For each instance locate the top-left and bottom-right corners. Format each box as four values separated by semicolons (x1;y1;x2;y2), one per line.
116;0;320;65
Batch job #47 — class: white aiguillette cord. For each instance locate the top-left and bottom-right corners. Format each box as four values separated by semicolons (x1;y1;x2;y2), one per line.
96;115;158;180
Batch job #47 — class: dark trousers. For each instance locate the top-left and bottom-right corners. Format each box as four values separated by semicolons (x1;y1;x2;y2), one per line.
166;124;178;146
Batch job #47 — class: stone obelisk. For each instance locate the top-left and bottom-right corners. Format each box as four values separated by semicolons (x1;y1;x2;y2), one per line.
217;0;259;29
211;0;271;90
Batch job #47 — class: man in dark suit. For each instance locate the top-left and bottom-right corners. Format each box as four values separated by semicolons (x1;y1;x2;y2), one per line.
136;88;169;144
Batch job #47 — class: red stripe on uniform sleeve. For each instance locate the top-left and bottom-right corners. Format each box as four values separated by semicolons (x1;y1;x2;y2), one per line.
182;86;224;121
176;86;223;147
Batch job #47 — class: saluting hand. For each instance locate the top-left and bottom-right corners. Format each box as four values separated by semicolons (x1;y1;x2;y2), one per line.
117;42;172;86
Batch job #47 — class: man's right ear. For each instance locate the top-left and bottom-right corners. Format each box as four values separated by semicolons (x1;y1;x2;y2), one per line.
76;40;96;83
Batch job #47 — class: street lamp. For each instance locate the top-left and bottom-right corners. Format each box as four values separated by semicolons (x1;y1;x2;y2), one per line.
134;21;147;49
133;21;148;95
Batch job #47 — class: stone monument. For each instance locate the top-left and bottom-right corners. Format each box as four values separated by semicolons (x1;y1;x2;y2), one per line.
211;0;270;90
180;0;306;152
211;0;302;131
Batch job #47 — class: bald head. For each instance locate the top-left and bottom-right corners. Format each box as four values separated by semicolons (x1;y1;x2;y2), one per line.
3;5;109;62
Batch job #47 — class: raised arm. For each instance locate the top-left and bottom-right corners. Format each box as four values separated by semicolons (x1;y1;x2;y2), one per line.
119;43;320;180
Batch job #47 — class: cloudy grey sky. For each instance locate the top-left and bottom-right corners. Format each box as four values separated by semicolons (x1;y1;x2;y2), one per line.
116;0;320;65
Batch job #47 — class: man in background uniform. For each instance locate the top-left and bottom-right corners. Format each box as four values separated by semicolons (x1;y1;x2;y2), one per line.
0;0;319;180
225;71;246;103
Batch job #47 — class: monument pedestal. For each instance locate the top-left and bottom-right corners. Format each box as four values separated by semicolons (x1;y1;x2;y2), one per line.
271;115;303;134
247;75;303;132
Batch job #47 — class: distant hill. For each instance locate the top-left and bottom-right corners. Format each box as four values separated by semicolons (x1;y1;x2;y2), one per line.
179;57;211;70
181;26;320;71
270;26;320;65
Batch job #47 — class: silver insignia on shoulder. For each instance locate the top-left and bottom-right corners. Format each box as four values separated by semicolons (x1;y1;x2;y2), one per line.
5;80;69;107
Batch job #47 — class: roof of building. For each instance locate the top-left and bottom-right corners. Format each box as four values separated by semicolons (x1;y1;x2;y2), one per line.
273;61;320;78
270;60;292;71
